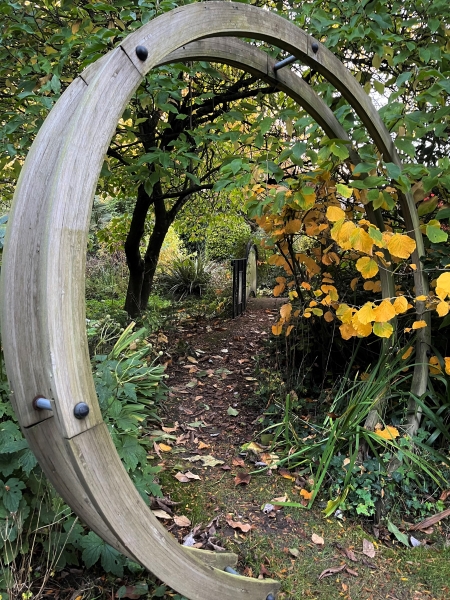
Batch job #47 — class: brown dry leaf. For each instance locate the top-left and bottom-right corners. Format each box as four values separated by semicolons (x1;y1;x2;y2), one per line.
344;548;358;562
232;457;245;467
152;509;172;520
318;564;345;580
279;467;295;481
234;472;251;486
439;489;450;501
226;519;252;533
410;507;450;531
185;471;201;480
174;515;191;527
158;443;172;452
174;472;190;483
187;356;198;363
311;533;324;545
198;441;210;450
271;495;287;507
162;423;178;433
362;539;376;558
345;566;359;577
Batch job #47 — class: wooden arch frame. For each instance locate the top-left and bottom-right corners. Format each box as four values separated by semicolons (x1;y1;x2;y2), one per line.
1;3;430;599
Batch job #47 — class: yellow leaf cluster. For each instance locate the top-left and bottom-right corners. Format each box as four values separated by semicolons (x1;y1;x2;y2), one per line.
356;257;379;279
436;272;450;301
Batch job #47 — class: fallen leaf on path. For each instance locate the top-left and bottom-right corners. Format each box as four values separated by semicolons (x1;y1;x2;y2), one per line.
174;515;191;527
362;539;376;558
318;565;345;580
221;465;231;470
187;356;198;363
226;519;252;533
409;507;450;531
234;472;251;486
162;423;178;433
289;548;300;558
152;509;172;520
311;533;324;545
271;495;287;507
345;566;358;577
299;489;313;500
187;455;224;467
279;467;295;481
410;536;421;547
174;471;201;483
232;457;245;467
158;443;172;452
198;441;210;450
227;406;239;416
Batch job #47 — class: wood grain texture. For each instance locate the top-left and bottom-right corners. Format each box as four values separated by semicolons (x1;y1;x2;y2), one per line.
67;423;279;600
1;3;429;598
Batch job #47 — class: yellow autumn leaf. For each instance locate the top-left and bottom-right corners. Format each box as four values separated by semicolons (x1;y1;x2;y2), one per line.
159;443;172;452
374;425;399;440
373;299;396;323
356;256;379;279
373;321;394;338
387;233;416;259
336;303;354;324
349;227;373;255
273;282;285;297
326;205;345;222
300;488;313;500
393;296;408;314
280;303;292;320
416;295;427;301
429;356;442;375
321;284;339;301
402;346;414;360
412;320;427;329
339;323;358;340
334;221;356;249
445;357;450;376
288;290;298;300
324;311;334;322
435;272;450;300
357;302;376;325
286;325;294;336
301;281;311;290
272;323;283;335
352;313;373;337
436;301;449;317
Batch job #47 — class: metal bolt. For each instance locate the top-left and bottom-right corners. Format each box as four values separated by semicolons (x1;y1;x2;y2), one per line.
74;402;90;419
135;45;148;61
33;396;52;411
311;41;319;53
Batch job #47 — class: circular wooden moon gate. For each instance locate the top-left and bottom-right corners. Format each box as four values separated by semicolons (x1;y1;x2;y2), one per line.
1;3;429;599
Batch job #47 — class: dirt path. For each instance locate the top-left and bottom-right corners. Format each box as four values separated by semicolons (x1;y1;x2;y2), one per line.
162;297;283;454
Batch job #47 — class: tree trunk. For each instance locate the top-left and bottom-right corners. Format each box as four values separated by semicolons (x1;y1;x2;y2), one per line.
141;217;171;309
124;185;152;318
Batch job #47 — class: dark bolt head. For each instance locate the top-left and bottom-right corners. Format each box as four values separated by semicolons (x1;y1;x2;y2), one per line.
311;41;319;53
135;45;148;61
74;402;90;419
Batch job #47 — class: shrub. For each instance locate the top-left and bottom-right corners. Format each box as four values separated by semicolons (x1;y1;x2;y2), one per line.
157;254;211;299
205;214;251;261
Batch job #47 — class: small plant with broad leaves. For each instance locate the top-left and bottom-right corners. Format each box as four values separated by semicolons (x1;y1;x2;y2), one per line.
157;254;212;299
1;322;168;595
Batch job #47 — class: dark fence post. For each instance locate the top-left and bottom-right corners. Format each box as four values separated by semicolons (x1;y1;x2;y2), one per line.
232;243;258;318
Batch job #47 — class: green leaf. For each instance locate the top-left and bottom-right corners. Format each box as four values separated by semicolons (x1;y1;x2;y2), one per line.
81;531;104;568
387;520;409;546
384;162;401;180
426;223;448;243
227;406;239;416
336;183;353;198
1;478;26;512
330;142;349;160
